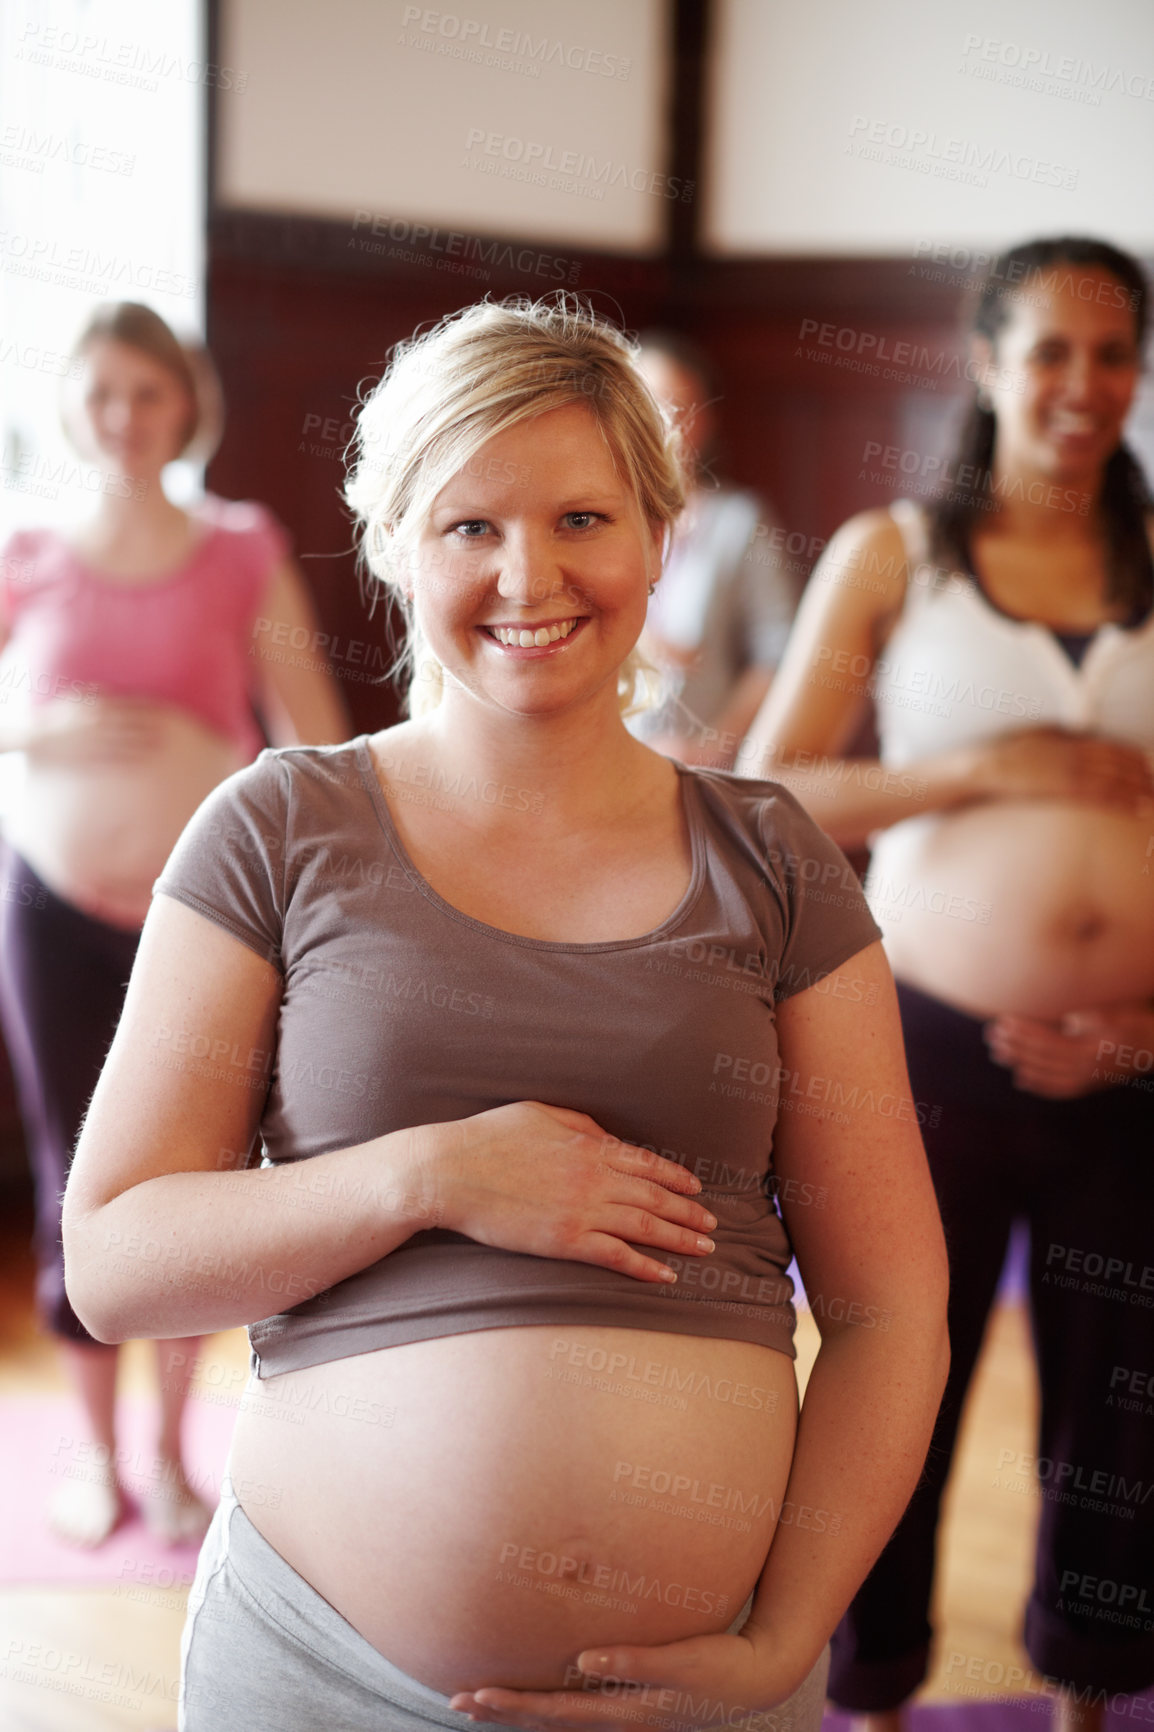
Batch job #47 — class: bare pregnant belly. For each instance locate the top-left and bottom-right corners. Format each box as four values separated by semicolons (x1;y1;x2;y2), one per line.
228;1325;798;1696
870;801;1154;1017
4;712;244;927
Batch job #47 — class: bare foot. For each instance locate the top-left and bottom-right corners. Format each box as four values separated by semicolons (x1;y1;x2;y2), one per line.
142;1456;213;1547
48;1451;125;1547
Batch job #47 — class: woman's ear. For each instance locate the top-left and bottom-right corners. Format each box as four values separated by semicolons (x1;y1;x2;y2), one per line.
369;522;408;599
646;516;667;582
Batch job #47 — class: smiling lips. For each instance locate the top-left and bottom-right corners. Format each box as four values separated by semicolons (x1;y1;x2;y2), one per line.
1049;411;1098;435
486;618;583;648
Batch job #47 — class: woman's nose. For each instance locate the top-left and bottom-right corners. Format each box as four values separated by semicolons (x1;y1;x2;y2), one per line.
494;533;553;607
1060;350;1098;401
102;397;133;433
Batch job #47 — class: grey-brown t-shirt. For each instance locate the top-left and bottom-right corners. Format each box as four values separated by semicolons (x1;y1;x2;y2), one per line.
154;737;881;1377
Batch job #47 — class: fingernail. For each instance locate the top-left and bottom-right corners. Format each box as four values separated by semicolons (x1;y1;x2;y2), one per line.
697;1236;715;1252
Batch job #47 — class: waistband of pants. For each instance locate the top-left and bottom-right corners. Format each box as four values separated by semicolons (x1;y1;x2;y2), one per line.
212;1474;766;1724
214;1474;469;1720
0;840;142;950
894;977;1154;1119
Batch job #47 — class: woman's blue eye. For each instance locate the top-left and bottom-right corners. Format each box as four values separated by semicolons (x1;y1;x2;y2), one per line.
452;521;491;538
563;512;601;530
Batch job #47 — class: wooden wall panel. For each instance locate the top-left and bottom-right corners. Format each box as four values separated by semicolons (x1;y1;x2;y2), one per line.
206;215;978;737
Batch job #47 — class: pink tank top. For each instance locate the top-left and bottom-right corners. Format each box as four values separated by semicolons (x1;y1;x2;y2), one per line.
0;495;287;760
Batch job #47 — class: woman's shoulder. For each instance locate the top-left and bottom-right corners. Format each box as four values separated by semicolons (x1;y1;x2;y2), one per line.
830;502;918;562
246;736;370;794
0;526;71;610
196;492;282;533
682;762;845;868
1;524;62;563
169;739;372;885
204;737;367;809
808;505;917;620
194;494;292;567
682;765;879;985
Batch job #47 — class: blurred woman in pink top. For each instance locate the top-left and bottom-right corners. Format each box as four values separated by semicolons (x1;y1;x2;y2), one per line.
0;302;349;1547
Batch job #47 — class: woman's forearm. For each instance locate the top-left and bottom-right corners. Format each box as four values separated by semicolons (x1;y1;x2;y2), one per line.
63;1126;446;1343
745;1316;950;1680
744;744;982;850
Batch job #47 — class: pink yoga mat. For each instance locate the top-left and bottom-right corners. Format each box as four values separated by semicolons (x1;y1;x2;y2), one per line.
826;1691;1154;1729
0;1393;238;1586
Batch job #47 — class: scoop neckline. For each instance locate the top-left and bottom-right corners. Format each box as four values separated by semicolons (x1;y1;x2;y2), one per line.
352;734;707;953
959;528;1149;640
63;515;221;588
897;503;1151;639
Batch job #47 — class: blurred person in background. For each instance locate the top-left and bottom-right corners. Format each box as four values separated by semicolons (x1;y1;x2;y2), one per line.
744;236;1154;1727
0;302;349;1547
630;331;797;769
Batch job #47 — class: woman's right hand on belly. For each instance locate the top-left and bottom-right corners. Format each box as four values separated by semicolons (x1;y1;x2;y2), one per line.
968;725;1154;809
25;694;168;766
431;1101;718;1283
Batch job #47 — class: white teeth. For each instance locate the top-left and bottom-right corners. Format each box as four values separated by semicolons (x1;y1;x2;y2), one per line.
490;618;579;647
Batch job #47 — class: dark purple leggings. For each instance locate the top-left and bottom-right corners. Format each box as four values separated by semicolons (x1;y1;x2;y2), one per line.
0;845;140;1346
828;980;1154;1703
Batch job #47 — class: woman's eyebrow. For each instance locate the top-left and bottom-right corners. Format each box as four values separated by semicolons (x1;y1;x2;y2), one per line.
431;489;624;515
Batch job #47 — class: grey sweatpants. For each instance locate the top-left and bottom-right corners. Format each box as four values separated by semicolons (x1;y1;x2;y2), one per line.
180;1476;830;1730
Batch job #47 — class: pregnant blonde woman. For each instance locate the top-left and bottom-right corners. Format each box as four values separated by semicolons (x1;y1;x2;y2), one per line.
744;238;1154;1727
62;298;947;1731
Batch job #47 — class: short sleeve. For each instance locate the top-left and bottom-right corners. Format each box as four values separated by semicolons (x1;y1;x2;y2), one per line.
238;499;291;581
196;495;292;616
153;750;288;970
757;785;882;1001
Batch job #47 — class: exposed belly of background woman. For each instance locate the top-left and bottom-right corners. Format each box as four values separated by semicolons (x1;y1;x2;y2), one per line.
4;706;244;929
870;800;1154;1017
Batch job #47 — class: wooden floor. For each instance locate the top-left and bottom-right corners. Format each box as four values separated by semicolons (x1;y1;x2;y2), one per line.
0;1204;1047;1731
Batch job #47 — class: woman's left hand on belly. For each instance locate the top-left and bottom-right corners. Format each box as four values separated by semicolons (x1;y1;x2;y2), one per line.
448;1623;806;1728
984;1000;1154;1097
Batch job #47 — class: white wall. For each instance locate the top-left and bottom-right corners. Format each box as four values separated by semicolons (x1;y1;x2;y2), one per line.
217;0;672;254
706;0;1154;256
0;0;207;533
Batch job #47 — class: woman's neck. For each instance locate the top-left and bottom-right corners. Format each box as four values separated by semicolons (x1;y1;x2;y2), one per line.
985;459;1105;541
71;482;193;566
86;482;188;536
408;690;670;833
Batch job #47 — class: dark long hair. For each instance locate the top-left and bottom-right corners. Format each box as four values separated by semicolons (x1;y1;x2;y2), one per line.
927;237;1153;619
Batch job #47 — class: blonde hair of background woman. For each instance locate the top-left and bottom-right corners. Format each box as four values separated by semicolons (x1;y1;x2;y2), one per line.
343;295;688;718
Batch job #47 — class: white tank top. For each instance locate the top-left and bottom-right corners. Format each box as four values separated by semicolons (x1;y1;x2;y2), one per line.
872;499;1154;768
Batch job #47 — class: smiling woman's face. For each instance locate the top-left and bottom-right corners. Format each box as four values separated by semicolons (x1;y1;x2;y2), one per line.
69;337;195;476
977;269;1142;488
408;402;664;723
